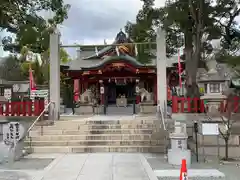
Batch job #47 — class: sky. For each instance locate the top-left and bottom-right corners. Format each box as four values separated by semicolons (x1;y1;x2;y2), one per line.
0;0;239;58
0;0;165;57
59;0;165;45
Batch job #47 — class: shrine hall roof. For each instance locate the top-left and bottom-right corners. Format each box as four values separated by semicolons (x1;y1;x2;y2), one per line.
64;55;155;71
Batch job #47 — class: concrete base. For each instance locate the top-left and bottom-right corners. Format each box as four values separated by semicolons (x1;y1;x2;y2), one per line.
167;149;191;166
75;104;94;114
140;103;156;114
60;105;66;114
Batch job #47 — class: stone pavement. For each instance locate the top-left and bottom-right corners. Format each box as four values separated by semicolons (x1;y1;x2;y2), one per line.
2;153;240;180
0;153;156;180
144;153;240;180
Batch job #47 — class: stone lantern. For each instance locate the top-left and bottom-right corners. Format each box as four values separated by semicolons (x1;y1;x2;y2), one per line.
197;59;228;114
168;121;191;166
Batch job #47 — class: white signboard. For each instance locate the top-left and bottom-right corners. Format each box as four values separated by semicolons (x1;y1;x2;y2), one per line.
30;90;48;99
201;123;219;135
4;88;12;100
3;122;25;146
30;90;49;108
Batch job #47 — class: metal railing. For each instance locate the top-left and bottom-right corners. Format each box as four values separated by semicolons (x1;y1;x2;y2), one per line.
157;104;167;131
157;103;171;155
26;101;55;153
27;101;55;134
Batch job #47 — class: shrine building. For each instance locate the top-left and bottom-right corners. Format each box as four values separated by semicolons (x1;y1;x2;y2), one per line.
60;30;185;107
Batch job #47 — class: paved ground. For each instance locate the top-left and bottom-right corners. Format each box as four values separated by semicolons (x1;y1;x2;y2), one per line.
2;153;240;180
0;153;155;180
145;153;240;180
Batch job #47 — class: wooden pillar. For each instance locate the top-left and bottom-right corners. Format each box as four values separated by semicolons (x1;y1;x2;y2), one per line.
135;79;140;104
79;80;82;96
99;80;105;105
154;77;157;104
74;79;80;102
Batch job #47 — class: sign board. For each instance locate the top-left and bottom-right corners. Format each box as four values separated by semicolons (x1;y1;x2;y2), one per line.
30;90;48;99
201;123;219;135
4;88;12;100
30;90;49;108
3;122;25;146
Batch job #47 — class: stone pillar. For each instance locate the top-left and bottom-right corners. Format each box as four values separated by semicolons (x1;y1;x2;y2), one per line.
99;80;105;105
135;79;140;104
154;77;157;104
156;28;167;114
49;28;60;120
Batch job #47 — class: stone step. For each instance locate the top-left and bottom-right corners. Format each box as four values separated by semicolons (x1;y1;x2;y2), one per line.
51;119;158;125
26;134;157;141
25;145;165;153
25;139;164;146
33;123;159;131
29;128;159;136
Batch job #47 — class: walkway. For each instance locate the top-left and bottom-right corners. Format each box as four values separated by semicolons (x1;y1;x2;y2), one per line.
0;153;156;180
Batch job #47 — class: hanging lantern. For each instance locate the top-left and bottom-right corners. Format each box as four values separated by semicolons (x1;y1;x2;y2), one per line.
108;78;111;83
124;78;126;84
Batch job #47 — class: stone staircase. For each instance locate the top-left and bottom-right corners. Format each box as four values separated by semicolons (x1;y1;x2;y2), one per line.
25;117;168;153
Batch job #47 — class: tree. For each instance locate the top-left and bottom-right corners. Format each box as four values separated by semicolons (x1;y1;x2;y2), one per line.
20;47;71;85
217;93;239;160
126;0;240;96
1;0;70;53
0;55;26;81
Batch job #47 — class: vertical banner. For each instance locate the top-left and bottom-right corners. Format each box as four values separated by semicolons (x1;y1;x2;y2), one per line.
74;79;80;102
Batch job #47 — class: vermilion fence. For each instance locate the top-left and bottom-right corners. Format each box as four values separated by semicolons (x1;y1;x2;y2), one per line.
172;96;240;113
0;100;45;116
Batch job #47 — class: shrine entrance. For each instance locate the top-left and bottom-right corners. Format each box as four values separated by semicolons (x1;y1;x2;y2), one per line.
105;81;135;105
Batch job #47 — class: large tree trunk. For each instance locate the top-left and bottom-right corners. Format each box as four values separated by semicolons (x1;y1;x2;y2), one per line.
185;0;203;98
184;29;200;98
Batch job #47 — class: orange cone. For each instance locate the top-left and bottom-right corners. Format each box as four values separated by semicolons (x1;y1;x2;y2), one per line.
180;159;188;180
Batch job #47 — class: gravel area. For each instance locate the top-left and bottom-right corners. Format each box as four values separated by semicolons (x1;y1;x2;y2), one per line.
145;153;240;180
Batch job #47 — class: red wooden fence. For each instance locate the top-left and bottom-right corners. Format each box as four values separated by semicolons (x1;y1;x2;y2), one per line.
0;100;45;116
172;96;240;113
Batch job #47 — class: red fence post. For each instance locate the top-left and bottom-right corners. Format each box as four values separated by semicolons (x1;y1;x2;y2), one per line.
34;100;40;116
172;96;178;113
11;101;16;116
180;97;185;113
187;97;191;113
200;100;205;113
39;100;44;113
193;97;198;113
22;101;26;116
5;102;10;116
27;101;33;116
16;102;21;116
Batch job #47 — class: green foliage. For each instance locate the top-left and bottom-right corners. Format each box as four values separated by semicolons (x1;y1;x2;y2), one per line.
1;0;70;53
126;0;240;61
0;55;26;81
